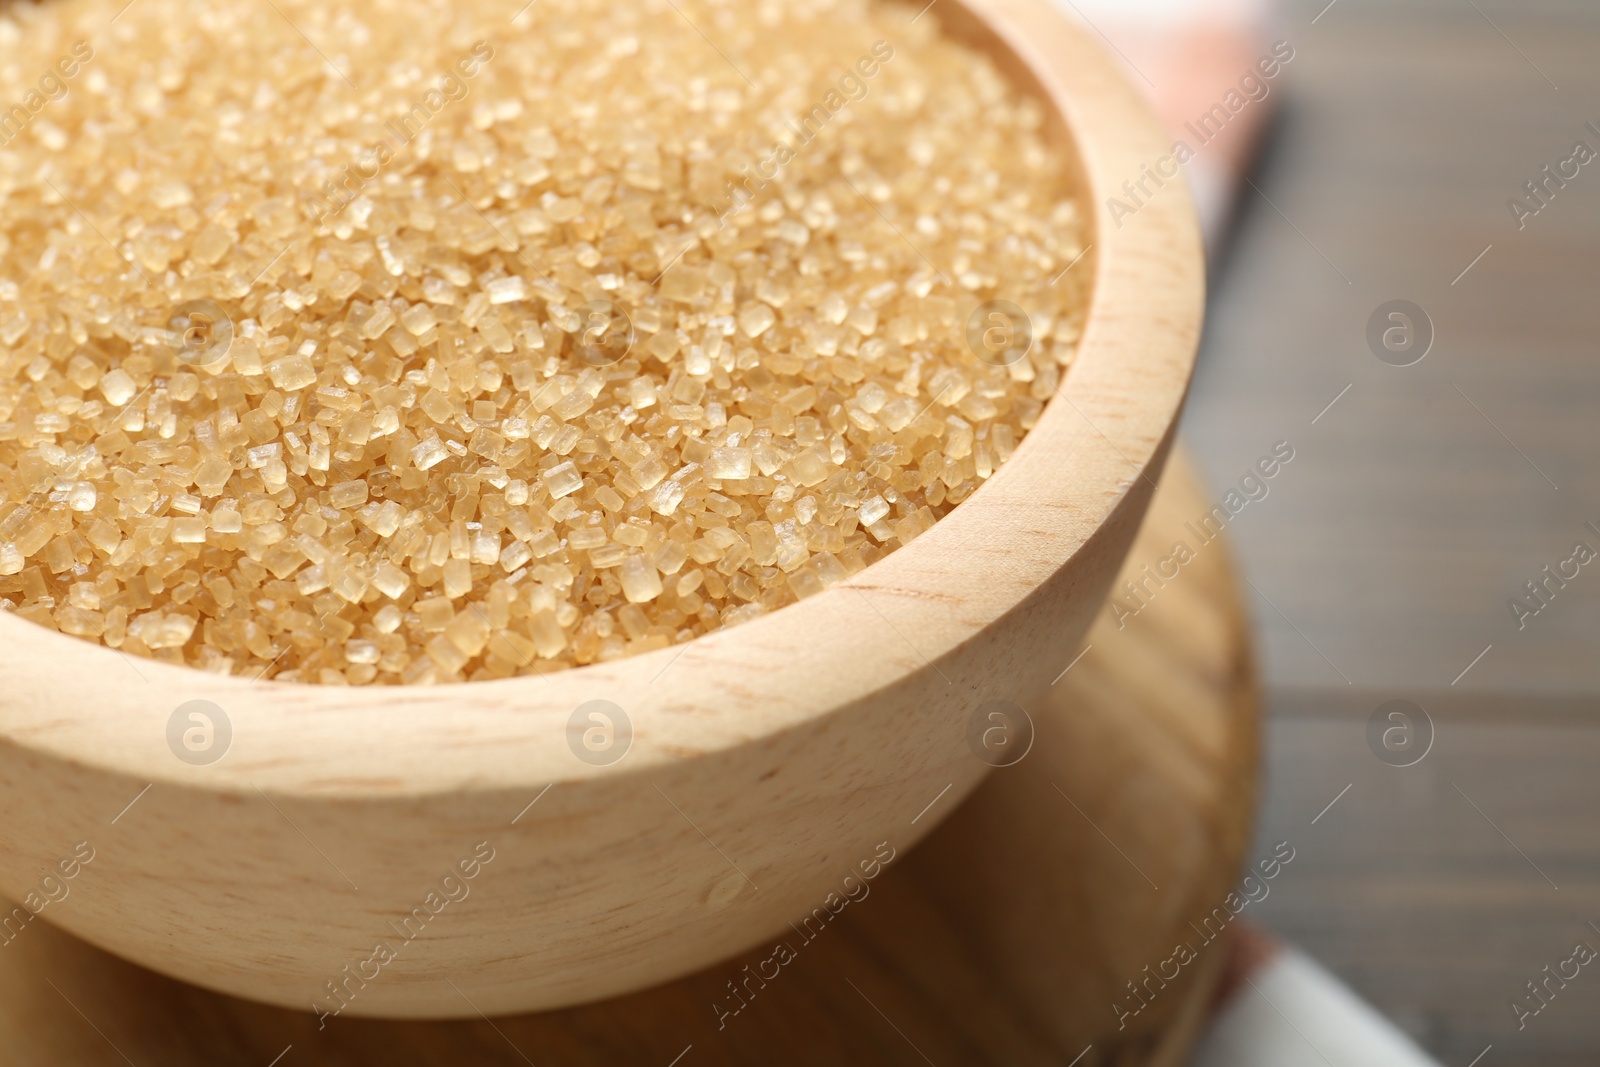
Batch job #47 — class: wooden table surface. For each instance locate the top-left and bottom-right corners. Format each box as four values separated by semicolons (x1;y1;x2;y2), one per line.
1175;1;1600;1063
0;451;1259;1066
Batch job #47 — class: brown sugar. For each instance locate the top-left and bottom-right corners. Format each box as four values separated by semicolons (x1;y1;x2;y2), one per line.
0;0;1087;683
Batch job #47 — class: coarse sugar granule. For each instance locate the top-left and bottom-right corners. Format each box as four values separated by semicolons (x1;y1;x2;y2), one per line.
0;0;1087;683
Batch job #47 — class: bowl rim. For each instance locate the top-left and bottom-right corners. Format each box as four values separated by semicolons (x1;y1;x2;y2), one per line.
0;0;1203;799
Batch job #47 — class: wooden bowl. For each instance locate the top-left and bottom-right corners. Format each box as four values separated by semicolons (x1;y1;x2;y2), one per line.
0;0;1201;1018
0;450;1257;1067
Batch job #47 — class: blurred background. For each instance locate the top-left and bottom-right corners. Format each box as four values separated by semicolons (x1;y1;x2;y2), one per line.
2;1;1595;1064
1080;0;1600;1063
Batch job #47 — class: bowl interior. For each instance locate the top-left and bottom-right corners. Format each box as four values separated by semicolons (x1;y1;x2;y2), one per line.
0;0;1200;800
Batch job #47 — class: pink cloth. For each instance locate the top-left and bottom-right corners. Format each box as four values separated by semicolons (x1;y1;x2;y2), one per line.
1052;0;1284;246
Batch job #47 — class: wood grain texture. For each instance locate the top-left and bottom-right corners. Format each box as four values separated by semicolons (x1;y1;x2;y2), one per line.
1183;0;1600;697
0;448;1258;1066
1248;696;1600;1067
1174;3;1600;1063
0;0;1204;1017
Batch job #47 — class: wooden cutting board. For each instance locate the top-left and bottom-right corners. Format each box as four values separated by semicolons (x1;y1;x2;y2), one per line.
0;447;1258;1066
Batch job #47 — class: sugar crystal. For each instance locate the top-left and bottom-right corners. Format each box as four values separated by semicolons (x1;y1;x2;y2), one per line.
0;0;1085;683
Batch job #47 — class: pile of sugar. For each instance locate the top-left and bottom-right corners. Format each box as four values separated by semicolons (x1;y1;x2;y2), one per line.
0;0;1086;683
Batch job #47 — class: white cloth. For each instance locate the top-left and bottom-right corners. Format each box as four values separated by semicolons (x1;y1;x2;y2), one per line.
1191;949;1443;1067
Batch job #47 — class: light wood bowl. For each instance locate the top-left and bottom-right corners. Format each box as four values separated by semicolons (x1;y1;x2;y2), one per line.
0;0;1201;1018
0;450;1255;1066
